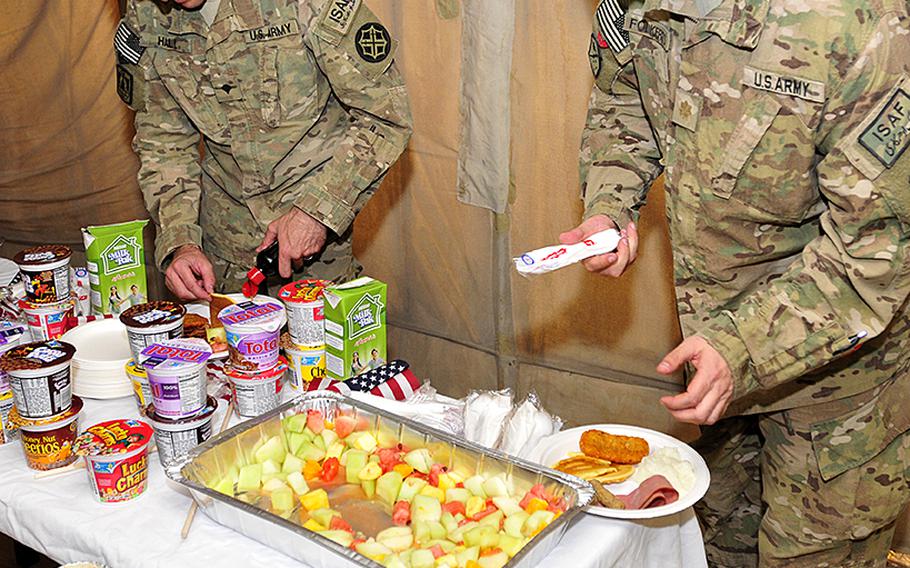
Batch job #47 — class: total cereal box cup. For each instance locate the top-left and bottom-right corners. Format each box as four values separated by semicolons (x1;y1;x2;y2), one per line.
143;396;217;469
278;279;331;346
218;298;286;373
224;357;287;418
10;396;83;470
0;340;75;419
281;333;325;389
20;298;75;341
124;360;152;412
73;419;153;504
14;245;73;304
140;338;212;419
119;301;186;366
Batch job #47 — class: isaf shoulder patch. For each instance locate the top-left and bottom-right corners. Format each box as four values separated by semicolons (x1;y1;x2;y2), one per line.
859;87;910;168
320;0;362;37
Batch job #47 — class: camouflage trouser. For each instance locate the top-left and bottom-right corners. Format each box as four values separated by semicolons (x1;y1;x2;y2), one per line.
206;226;362;296
695;373;910;568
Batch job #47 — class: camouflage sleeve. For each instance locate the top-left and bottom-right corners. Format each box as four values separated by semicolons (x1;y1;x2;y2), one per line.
116;5;203;271
580;6;663;228
699;12;910;401
294;0;413;236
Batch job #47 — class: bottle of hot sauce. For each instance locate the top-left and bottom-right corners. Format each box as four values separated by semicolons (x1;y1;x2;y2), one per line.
243;242;280;298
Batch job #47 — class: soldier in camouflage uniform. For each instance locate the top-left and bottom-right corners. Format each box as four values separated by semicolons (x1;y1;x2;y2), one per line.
115;0;411;299
566;0;910;565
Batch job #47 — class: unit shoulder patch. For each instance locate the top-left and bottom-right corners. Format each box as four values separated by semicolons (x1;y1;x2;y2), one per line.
320;0;362;37
858;87;910;168
588;34;602;78
743;66;825;103
354;22;391;64
116;64;134;106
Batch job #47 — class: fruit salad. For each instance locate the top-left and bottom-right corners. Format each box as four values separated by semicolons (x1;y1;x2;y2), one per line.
205;409;568;568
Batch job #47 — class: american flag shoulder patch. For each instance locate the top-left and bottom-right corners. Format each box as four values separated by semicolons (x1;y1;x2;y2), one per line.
114;21;145;65
595;0;629;54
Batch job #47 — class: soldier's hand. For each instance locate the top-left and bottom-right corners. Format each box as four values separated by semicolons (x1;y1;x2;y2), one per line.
657;336;733;425
558;215;638;278
258;208;327;279
165;244;215;302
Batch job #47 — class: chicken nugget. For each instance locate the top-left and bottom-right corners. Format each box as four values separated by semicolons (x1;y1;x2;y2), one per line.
580;430;649;465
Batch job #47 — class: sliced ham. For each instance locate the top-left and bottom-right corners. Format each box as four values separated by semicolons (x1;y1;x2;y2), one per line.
616;475;679;509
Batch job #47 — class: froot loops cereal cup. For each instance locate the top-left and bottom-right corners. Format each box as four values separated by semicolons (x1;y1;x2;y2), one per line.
124;360;152;412
20;299;75;341
224;357;287;418
0;340;75;419
278;279;330;346
218;298;286;373
119;301;186;366
140;338;212;419
10;396;83;470
143;396;217;469
73;419;154;504
14;245;73;304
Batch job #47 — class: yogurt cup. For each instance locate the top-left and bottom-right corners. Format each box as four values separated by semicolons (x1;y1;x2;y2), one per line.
225;357;287;418
140;338;212;419
143;396;217;469
218;298;286;373
124;360;152;412
11;396;83;470
0;389;19;444
119;301;186;366
14;245;73;304
282;334;326;389
278;279;331;346
73;419;154;504
0;340;75;419
21;299;75;341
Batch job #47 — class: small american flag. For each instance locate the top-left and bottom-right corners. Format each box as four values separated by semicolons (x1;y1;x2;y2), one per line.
305;360;421;401
114;22;145;65
596;0;629;54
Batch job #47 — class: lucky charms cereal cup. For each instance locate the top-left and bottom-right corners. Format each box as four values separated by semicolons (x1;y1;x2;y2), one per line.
225;357;287;418
143;396;217;469
14;245;73;304
11;396;83;470
124;360;152;411
278;279;331;346
0;340;75;419
218;298;286;373
281;334;326;389
140;338;212;419
74;419;153;504
119;301;186;366
20;299;75;341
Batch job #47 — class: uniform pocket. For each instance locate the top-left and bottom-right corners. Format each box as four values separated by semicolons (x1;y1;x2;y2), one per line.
711;94;780;199
154;52;228;139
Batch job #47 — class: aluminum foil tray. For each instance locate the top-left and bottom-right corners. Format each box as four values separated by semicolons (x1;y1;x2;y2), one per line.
169;392;593;567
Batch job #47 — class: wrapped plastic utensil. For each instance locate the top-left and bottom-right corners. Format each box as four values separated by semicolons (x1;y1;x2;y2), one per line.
513;229;622;276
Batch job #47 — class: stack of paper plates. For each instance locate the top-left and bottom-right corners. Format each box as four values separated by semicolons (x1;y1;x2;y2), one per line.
61;319;134;399
0;258;20;287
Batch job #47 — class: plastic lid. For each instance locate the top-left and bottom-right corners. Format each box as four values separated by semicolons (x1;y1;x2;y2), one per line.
278;279;332;304
144;395;218;425
18;298;75;312
217;299;285;330
0;321;28;351
13;245;72;266
0;340;76;372
139;338;212;371
73;419;153;456
120;301;186;328
224;356;288;381
9;395;84;429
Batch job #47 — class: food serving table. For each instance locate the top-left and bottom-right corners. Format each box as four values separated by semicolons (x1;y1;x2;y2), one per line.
0;395;707;568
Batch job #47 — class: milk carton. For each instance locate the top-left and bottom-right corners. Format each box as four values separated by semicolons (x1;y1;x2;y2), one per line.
82;220;149;316
322;277;387;381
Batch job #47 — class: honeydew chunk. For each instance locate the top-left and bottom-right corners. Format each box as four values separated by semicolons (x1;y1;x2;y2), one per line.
355;539;393;562
309;508;340;527
463;475;486;498
270;487;294;513
464;525;499;549
437;472;457;492
298;443;326;463
325;441;345;460
262;478;289;493
447;521;478;545
287;471;309;495
441;511;460;535
383;554;407;568
376;526;415;552
317;529;354;548
321;428;339;448
361;478;376;499
284;413;309;433
312;435;326;451
522;510;556;537
213;477;234;496
358;462;383;481
481;475;509;498
426;539;456;553
237;463;262;493
397;476;428;503
255;435;286;465
436;554;458;567
412;494;442;523
477;510;503;529
344;450;368;483
261;459;281;476
477;550;509;568
348;431;378;453
403;448;433;474
455;546;480;566
498;534;527;558
226;465;240;483
503;511;529;538
491;496;523;517
287;432;308;456
376;471;405;507
446;487;471;504
418;484;445;503
410;549;435;568
282;454;304;474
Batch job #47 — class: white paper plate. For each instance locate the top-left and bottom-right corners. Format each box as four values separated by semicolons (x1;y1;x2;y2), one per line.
528;424;710;520
61;319;134;399
185;293;275;360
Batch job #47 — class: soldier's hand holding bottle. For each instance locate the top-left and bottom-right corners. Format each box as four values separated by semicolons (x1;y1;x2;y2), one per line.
165;244;215;301
559;214;638;278
257;207;327;279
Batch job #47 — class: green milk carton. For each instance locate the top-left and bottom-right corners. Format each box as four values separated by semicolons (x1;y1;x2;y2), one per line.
81;220;149;316
323;277;387;381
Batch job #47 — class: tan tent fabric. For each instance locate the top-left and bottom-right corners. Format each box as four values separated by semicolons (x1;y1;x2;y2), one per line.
0;0;163;300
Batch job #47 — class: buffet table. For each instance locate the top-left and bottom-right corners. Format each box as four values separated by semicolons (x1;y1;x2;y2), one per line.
0;396;708;568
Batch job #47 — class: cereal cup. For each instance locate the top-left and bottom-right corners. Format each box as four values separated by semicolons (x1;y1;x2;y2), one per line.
225;357;287;418
218;298;286;373
282;335;326;389
0;389;18;445
0;320;29;394
119;301;186;366
124;360;152;412
74;419;154;504
11;396;83;470
20;299;75;341
140;338;212;419
278;279;331;346
0;340;75;419
14;245;73;304
143;396;217;469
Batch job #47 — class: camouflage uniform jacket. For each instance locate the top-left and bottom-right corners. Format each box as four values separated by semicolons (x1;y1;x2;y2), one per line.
115;0;412;270
582;0;910;414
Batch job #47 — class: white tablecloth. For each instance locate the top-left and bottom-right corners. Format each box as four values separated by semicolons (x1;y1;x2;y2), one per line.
0;396;707;568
